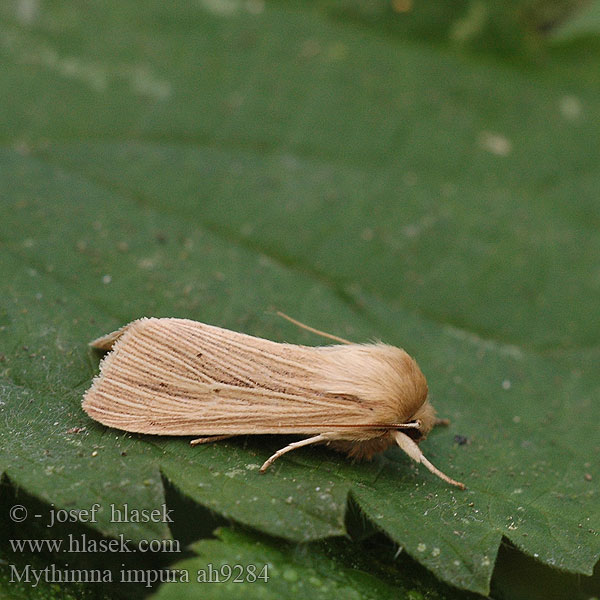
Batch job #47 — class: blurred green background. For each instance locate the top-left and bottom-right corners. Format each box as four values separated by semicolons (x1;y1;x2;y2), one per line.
1;1;599;599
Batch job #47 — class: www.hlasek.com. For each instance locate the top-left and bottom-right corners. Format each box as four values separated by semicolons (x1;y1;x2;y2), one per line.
7;502;269;587
9;533;180;554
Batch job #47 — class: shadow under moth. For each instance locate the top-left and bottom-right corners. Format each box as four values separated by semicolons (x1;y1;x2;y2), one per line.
82;314;465;489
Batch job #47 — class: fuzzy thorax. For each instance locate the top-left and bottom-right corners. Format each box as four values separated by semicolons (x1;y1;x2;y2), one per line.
313;342;431;429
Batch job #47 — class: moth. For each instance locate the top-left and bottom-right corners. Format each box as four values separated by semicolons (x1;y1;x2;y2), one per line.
82;315;465;489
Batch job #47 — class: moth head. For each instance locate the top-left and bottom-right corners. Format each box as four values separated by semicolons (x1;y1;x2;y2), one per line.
398;399;436;443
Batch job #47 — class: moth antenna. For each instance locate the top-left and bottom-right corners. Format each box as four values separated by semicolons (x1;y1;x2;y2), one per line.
398;420;421;430
393;431;466;490
190;435;234;446
260;433;332;472
276;311;352;345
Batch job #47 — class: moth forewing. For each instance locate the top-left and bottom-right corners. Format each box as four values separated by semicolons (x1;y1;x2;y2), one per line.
83;317;465;489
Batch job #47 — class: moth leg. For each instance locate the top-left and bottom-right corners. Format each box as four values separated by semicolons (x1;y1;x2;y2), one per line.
190;435;234;446
393;431;465;490
434;418;450;427
260;433;333;472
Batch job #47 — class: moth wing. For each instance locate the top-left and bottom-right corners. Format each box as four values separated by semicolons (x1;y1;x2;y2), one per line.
89;323;131;351
83;317;370;436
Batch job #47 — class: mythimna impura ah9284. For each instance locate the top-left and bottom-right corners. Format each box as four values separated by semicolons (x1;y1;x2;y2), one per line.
82;314;465;489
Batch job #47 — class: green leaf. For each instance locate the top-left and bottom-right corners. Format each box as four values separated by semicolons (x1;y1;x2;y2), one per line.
151;527;473;600
1;1;599;598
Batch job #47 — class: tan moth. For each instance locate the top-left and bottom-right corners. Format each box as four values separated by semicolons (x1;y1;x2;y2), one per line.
82;315;465;489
